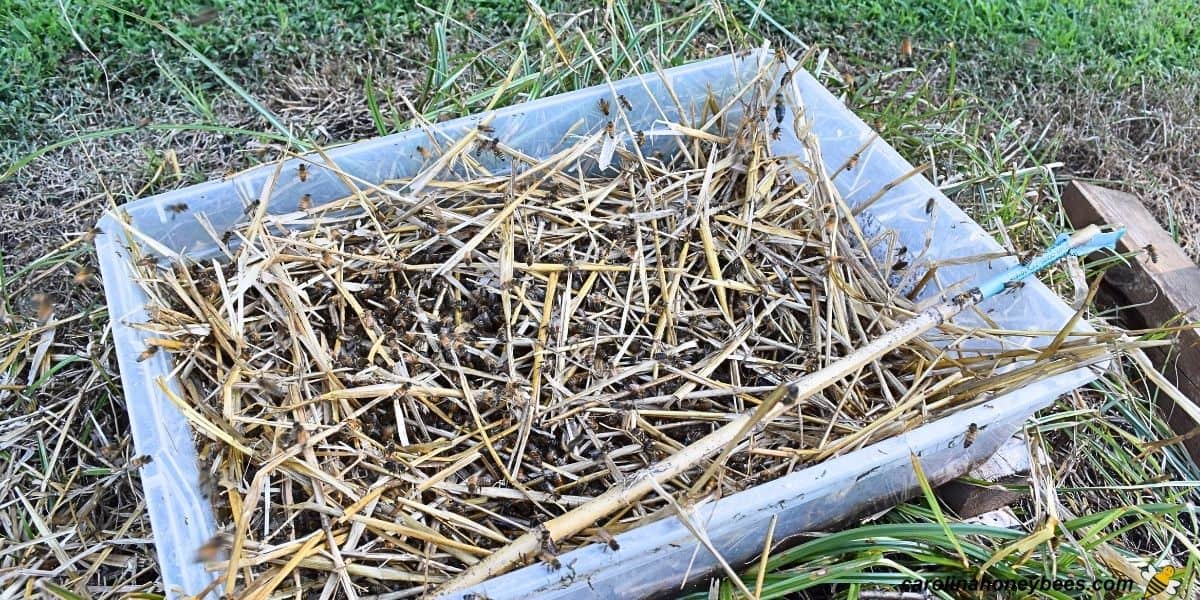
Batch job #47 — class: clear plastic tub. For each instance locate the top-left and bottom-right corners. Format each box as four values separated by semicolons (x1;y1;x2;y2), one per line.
95;50;1098;598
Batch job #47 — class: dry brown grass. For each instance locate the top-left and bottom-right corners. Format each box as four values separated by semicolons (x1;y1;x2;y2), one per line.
0;51;419;597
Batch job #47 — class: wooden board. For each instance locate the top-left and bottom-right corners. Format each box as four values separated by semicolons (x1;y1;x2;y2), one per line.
1062;181;1200;459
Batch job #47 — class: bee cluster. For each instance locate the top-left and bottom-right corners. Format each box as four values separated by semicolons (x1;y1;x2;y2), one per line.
136;54;1057;595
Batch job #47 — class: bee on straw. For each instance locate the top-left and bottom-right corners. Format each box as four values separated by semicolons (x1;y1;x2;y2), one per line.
137;255;162;269
297;163;309;182
618;95;632;111
598;98;610;117
34;294;54;321
477;124;495;134
635;130;646;146
74;266;96;285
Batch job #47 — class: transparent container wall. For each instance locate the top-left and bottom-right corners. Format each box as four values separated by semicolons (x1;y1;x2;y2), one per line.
95;50;1098;599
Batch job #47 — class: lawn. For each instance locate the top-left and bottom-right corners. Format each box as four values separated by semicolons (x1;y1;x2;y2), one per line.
1;0;1198;597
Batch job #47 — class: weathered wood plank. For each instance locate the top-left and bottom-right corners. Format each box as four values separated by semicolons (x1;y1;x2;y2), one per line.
1062;180;1200;459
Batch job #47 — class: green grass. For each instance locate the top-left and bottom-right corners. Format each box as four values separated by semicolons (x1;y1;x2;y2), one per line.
0;0;531;139
749;0;1200;85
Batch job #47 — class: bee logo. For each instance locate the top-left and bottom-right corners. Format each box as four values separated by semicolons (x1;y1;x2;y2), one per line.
1144;565;1179;599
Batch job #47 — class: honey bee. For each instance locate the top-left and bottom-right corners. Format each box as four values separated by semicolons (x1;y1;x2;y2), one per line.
73;265;96;285
770;127;782;141
298;193;312;210
1003;281;1025;292
774;47;786;63
194;534;226;563
137;345;160;362
166;202;189;216
758;104;769;122
128;454;153;469
774;93;785;123
417;145;431;160
1144;243;1159;264
466;473;481;494
486;137;501;157
899;38;914;61
537;550;561;570
618;94;632;111
598;97;610;117
297;163;309;182
593;528;620;551
244;199;260;215
780;68;794;87
477;124;495;134
82;227;102;243
924;197;935;214
963;423;978;448
635;130;646;146
891;259;909;272
33;293;54;321
220;230;235;245
137;255;162;269
845;155;860;170
602;121;615;139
